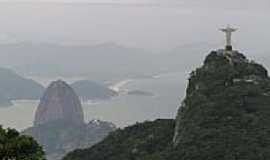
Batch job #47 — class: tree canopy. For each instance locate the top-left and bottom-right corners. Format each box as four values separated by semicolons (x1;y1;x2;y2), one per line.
0;126;45;160
63;119;175;160
62;50;270;160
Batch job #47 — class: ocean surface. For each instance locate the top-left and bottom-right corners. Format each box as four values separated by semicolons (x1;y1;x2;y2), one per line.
0;72;188;131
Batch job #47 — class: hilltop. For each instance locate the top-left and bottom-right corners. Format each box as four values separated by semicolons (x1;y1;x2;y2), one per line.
171;50;270;159
63;49;270;160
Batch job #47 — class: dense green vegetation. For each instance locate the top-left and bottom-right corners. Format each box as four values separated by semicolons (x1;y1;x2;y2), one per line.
0;126;45;160
172;51;270;160
63;119;175;160
63;50;270;160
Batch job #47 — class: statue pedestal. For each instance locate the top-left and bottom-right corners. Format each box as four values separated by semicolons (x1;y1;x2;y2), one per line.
226;45;233;51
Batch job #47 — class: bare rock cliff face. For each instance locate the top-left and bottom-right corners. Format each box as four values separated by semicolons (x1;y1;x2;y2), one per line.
23;80;115;160
34;80;84;126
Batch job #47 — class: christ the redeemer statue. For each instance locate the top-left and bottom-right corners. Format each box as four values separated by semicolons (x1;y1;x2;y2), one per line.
220;25;237;51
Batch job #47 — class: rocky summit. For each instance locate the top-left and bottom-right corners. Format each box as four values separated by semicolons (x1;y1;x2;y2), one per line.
23;80;116;160
34;80;84;126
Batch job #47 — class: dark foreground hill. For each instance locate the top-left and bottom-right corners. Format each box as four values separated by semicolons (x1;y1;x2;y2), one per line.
63;49;270;160
63;119;175;160
171;50;270;160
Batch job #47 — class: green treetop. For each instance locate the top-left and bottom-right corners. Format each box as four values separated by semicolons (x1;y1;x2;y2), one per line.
0;126;45;160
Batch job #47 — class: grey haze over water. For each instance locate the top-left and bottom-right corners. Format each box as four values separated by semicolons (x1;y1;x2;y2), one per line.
0;72;187;131
0;0;269;130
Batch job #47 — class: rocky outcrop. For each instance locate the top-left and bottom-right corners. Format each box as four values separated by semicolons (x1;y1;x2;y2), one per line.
23;80;116;160
34;80;84;126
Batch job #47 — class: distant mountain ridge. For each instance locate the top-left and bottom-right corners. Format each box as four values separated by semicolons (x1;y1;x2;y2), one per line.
0;43;155;79
0;68;44;106
0;42;202;80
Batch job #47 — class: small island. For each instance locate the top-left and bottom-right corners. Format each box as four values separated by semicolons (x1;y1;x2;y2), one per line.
127;90;154;97
71;80;118;101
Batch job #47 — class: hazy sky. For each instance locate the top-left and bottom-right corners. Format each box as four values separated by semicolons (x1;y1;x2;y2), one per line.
0;0;268;6
0;0;269;52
